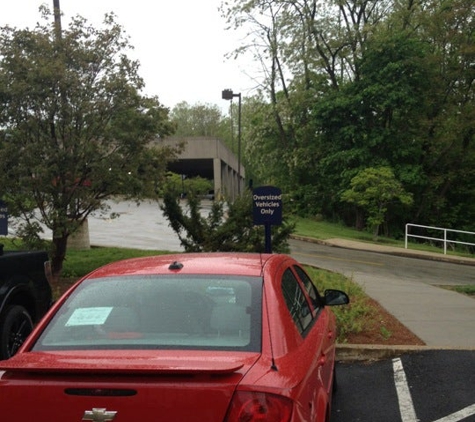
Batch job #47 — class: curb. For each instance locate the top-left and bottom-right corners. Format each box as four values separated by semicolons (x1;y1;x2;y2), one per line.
336;344;430;362
290;235;475;266
336;344;475;362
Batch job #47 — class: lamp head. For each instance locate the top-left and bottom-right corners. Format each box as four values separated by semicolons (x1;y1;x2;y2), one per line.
222;89;234;100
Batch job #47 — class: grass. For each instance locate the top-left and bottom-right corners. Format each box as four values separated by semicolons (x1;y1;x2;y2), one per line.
440;285;475;297
0;238;172;278
60;247;171;277
306;267;376;342
292;217;379;242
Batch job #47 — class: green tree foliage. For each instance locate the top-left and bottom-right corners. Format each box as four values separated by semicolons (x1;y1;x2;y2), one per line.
223;0;475;234
160;172;213;198
0;8;177;280
341;167;413;239
223;0;395;208
313;30;431;220
170;101;231;139
410;0;475;229
160;188;295;253
240;95;286;187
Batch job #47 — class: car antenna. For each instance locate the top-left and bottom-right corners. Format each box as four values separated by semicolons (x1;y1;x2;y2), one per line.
262;275;278;372
260;255;278;371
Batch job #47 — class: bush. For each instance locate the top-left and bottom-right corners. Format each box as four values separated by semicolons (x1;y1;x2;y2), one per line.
160;189;295;253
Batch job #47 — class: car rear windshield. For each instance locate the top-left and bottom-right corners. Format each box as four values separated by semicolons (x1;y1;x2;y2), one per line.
33;275;262;352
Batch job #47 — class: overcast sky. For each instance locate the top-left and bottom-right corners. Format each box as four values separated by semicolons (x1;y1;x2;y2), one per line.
0;0;255;111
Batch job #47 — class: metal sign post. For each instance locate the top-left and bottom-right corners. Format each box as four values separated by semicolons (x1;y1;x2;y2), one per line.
0;200;8;236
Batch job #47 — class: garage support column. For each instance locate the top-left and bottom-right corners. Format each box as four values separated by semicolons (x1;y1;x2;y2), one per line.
222;162;230;200
213;158;222;199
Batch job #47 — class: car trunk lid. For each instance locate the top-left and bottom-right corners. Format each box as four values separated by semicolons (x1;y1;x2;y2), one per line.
0;350;260;422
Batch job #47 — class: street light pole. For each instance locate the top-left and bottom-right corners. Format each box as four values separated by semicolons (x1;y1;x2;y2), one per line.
222;89;242;195
53;0;62;39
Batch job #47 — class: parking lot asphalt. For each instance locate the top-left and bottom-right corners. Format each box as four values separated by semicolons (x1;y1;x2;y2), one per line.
332;349;475;421
84;200;475;360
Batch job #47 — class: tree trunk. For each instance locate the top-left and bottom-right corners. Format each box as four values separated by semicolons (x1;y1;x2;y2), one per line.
355;209;365;231
372;224;379;241
51;234;68;284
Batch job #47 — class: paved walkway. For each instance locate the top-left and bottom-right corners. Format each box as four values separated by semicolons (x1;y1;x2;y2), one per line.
84;200;475;349
304;237;475;349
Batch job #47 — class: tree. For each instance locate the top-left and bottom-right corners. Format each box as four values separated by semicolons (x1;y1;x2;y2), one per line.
170;101;231;139
312;29;431;221
410;0;475;229
221;1;395;206
0;8;177;281
228;0;475;231
341;167;413;239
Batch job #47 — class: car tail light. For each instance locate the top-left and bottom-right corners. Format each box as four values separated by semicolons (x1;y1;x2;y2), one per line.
225;391;293;422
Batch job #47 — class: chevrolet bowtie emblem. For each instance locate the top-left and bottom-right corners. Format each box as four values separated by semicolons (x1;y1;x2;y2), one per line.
82;408;117;422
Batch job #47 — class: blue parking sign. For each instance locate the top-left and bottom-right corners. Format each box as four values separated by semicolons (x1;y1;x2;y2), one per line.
252;186;282;253
253;186;282;226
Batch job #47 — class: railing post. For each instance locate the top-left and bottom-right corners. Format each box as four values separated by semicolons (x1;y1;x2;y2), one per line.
405;224;408;249
444;229;447;255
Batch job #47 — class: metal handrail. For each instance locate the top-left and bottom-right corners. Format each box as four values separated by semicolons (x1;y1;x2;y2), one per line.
405;223;475;255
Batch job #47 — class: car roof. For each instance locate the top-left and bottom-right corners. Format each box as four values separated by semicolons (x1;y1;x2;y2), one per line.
86;252;278;279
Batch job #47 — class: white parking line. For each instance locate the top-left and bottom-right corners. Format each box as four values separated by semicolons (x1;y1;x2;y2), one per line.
393;358;418;422
392;358;475;422
432;404;475;422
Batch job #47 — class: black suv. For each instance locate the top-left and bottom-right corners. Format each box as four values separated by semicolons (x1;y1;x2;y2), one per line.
0;246;52;359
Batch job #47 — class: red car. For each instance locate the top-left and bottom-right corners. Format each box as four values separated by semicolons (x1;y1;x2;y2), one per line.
0;253;348;422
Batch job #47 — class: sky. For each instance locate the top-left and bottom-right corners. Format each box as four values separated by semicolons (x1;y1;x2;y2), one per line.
0;0;256;112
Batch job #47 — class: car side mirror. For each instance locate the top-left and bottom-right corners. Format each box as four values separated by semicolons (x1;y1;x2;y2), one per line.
323;289;349;306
